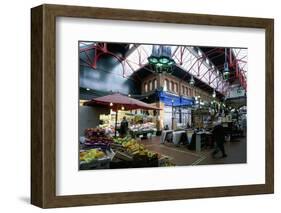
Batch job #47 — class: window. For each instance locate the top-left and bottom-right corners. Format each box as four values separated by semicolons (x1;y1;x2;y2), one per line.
182;86;185;95
175;83;178;93
186;87;189;96
189;88;193;96
144;83;148;92
164;79;169;91
149;80;153;91
170;81;173;92
153;79;157;90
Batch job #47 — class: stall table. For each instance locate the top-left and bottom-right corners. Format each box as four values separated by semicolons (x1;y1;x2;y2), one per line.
130;128;156;139
172;130;187;145
161;130;189;145
195;131;212;152
160;130;173;144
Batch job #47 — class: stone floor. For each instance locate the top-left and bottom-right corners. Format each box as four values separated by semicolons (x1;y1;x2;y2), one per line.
140;136;247;166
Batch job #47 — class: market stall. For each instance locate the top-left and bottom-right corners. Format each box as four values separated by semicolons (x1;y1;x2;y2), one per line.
79;128;174;169
84;93;160;136
79;93;172;169
160;128;213;149
129;122;157;139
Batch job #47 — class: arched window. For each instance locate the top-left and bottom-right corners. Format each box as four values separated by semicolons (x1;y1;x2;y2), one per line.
164;79;169;91
186;87;189;96
189;88;193;96
170;81;173;92
149;80;152;91
144;83;148;92
153;79;157;90
182;86;185;95
175;83;178;93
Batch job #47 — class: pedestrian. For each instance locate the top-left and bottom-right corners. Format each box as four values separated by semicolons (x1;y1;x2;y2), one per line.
212;120;227;158
120;116;129;138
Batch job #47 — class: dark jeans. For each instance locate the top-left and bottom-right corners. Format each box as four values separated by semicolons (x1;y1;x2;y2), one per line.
212;141;226;156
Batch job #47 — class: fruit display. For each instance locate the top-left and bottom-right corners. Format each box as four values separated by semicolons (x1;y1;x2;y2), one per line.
80;148;106;163
80;129;174;169
84;128;114;149
84;128;106;138
84;137;113;147
98;125;115;135
129;122;156;133
160;161;175;167
80;148;112;170
113;137;158;160
158;155;175;167
113;136;131;145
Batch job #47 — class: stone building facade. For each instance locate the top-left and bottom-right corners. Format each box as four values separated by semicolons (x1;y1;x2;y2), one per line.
141;73;214;102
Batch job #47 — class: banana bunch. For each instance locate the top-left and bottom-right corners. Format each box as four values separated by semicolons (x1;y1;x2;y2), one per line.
115;138;158;158
147;151;157;158
123;140;144;152
113;136;131;145
80;149;105;162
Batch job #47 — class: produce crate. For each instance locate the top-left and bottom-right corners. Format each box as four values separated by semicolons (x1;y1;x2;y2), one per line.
113;150;133;161
110;159;132;169
131;154;158;168
158;155;173;167
110;157;158;169
79;159;98;170
110;143;123;150
80;156;111;170
97;157;111;169
83;143;111;151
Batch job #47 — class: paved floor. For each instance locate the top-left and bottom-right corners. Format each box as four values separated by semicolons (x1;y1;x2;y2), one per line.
198;137;246;165
140;136;246;166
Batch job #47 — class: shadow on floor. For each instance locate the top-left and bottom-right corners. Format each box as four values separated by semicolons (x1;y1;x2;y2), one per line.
18;196;30;204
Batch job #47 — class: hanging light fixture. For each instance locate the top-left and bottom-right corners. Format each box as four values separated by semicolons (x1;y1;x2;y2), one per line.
189;75;195;86
148;45;175;74
223;48;230;79
212;89;216;98
167;59;175;66
159;56;170;64
148;45;159;65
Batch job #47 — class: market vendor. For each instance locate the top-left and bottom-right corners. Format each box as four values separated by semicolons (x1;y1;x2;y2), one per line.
120;116;129;138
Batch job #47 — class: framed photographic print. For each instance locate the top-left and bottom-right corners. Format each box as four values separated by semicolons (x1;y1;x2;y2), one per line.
31;4;274;208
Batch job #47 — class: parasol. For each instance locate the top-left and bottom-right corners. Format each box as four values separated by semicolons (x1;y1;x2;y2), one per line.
84;93;161;136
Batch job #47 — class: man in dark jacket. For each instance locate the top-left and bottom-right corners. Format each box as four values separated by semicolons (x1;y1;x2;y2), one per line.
212;121;227;158
120;116;129;138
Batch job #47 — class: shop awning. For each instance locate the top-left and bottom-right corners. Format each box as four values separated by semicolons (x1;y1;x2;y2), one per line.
84;93;161;111
158;91;194;107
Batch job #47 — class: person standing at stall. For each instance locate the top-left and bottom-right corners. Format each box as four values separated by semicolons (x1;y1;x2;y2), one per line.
212;120;227;158
120;116;129;138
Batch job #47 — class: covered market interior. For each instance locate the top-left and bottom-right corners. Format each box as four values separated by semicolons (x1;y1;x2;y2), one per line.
79;42;247;170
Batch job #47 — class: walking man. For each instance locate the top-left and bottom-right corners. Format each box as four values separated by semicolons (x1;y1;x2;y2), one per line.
212;120;227;158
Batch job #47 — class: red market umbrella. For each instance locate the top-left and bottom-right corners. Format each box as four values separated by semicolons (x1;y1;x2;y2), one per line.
84;93;161;136
84;93;160;110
